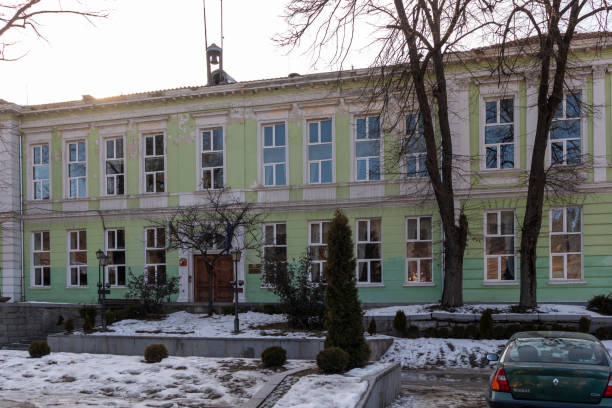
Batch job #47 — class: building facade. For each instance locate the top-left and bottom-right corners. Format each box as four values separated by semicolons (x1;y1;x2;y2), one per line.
1;38;612;305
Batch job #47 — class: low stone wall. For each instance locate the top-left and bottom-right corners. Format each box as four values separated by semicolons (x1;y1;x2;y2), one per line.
47;333;393;361
363;312;612;336
0;303;97;346
356;363;401;408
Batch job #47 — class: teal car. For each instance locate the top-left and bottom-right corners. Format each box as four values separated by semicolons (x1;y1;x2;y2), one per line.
486;331;612;407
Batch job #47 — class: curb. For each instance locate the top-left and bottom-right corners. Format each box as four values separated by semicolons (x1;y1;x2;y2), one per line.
241;366;311;408
356;362;401;408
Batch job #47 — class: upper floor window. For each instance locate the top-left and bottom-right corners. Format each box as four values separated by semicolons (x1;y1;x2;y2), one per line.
308;221;330;281
144;134;165;193
356;219;382;284
406;217;432;283
106;229;126;287
356;116;381;181
485;98;514;169
68;230;87;287
308;119;333;184
485;210;515;281
550;207;582;281
105;137;124;195
263;123;287;186
145;227;166;284
551;92;581;165
201;128;224;189
32;144;50;200
405;114;427;177
67;141;86;198
32;231;50;287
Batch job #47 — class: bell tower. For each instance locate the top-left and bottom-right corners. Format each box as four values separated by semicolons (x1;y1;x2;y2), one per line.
206;43;223;85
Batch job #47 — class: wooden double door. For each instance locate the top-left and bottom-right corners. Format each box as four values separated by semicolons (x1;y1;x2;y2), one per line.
194;254;234;303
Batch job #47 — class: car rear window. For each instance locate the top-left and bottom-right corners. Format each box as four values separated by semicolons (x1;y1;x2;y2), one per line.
505;338;609;365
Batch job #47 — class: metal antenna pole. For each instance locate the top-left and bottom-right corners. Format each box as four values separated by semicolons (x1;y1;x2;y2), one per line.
203;0;208;50
220;0;224;50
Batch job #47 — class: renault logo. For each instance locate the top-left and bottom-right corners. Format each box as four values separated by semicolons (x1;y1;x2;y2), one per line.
553;378;559;386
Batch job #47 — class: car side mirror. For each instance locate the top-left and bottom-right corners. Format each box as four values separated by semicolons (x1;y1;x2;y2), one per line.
486;353;499;362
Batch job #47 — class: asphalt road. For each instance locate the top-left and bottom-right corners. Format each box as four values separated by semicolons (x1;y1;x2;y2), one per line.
392;368;491;408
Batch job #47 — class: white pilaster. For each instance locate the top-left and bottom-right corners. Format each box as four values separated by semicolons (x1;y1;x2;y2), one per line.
592;65;607;182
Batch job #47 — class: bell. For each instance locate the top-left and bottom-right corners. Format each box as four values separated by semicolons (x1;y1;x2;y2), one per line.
210;54;219;64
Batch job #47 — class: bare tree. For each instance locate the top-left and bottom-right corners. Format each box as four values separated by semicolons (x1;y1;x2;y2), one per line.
278;0;492;307
495;1;611;308
158;188;264;314
0;0;107;61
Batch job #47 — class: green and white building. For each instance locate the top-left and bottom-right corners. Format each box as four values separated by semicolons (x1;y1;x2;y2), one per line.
1;38;612;305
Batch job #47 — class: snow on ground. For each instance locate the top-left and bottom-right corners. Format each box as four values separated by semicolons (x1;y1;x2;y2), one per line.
273;363;391;408
0;350;311;408
365;303;602;317
91;311;324;338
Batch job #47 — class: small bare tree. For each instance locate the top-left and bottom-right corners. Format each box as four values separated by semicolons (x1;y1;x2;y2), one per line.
157;188;264;314
494;1;611;308
278;0;493;307
0;0;107;61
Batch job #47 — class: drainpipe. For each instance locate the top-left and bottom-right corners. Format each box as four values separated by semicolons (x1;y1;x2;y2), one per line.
18;131;25;302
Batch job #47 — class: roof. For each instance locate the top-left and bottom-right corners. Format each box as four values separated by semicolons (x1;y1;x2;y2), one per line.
510;331;599;341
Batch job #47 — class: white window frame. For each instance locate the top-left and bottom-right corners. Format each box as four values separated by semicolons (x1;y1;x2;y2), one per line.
66;139;87;199
67;230;87;287
105;229;126;287
354;115;383;182
308;220;330;281
142;133;166;193
549;92;583;166
405;216;433;285
549;207;583;282
482;97;516;170
144;227;166;284
199;127;225;190
261;122;288;187
104;136;125;196
306;119;334;184
31;231;50;287
32;144;51;200
484;210;516;282
356;218;383;285
262;222;287;287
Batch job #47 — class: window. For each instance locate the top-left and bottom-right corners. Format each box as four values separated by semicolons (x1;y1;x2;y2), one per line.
308;221;330;281
32;231;50;287
32;144;50;200
356;219;382;284
67;141;86;198
68;230;87;287
263;223;287;281
201;128;224;189
485;98;514;169
308;120;333;183
144;134;165;193
106;229;126;287
355;116;381;181
550;207;582;280
145;227;166;284
105;137;124;195
405;114;427;177
551;93;581;165
263;123;287;186
406;217;433;283
485;211;515;281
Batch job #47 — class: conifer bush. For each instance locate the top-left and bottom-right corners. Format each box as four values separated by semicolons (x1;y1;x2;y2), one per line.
393;310;407;335
144;344;168;363
64;318;74;333
479;309;494;339
29;341;50;358
587;293;612;315
323;210;369;369
82;315;94;334
316;347;349;374
367;318;377;336
261;346;287;367
579;317;591;333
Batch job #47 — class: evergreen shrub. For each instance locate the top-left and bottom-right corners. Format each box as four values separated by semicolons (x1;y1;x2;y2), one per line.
56;315;64;326
579;317;591;333
29;341;50;358
64;318;74;333
367;318;377;336
587;293;612;315
451;325;465;339
393;310;407;335
79;305;97;322
83;315;94;333
144;344;168;363
406;325;420;339
261;346;287;367
479;309;494;339
316;347;349;374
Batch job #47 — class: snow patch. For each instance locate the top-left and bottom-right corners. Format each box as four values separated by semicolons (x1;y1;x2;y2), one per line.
365;303;601;317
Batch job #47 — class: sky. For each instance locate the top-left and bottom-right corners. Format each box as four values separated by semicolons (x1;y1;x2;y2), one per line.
0;0;377;105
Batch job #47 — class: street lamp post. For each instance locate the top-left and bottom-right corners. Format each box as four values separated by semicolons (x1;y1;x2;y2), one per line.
96;249;111;331
230;250;243;333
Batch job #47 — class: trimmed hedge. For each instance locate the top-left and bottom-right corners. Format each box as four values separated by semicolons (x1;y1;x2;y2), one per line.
29;341;50;358
261;346;287;367
144;344;168;363
317;347;349;374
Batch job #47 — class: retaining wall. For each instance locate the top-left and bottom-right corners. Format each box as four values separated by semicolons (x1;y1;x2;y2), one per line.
47;333;393;360
357;363;401;408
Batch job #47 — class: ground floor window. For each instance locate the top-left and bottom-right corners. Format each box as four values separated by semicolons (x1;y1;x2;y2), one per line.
485;210;515;281
145;227;166;283
356;219;382;284
550;207;582;281
308;220;330;281
68;230;87;287
406;216;433;283
106;229;126;286
32;231;50;287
